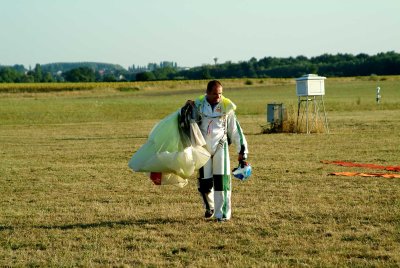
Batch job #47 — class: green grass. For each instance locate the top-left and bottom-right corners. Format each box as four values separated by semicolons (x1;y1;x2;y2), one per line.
0;78;400;266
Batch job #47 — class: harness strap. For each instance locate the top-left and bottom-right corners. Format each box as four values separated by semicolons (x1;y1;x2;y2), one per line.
195;95;233;151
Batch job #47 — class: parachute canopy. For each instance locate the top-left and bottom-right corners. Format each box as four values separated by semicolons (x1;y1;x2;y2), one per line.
128;110;210;187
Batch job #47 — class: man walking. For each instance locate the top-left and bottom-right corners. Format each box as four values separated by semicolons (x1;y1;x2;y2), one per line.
186;80;248;221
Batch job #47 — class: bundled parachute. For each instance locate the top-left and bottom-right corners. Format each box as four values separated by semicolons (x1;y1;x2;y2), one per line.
128;109;210;187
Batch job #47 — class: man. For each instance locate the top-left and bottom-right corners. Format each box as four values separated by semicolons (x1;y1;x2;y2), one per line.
187;80;248;221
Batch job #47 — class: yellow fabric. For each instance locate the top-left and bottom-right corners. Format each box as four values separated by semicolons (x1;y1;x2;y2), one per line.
197;95;236;114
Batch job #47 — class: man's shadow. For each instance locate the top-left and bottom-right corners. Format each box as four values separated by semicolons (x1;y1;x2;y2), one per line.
1;217;189;231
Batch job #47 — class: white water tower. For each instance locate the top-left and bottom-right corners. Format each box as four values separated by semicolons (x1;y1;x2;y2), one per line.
295;74;329;133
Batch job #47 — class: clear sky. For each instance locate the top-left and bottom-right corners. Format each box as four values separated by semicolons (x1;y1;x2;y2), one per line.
1;0;399;69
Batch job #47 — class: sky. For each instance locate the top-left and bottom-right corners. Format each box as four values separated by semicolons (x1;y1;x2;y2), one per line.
1;0;399;69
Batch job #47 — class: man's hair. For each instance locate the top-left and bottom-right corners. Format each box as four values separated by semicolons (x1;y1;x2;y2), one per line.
207;80;223;93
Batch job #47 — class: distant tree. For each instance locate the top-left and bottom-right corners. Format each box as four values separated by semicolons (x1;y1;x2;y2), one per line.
19;74;35;83
249;57;257;64
309;64;319;74
33;64;43;82
240;61;257;78
201;67;212;79
0;67;21;82
42;72;54;82
13;64;26;73
102;74;117;82
153;67;177;80
355;53;369;62
296;55;308;63
63;67;95;82
136;71;156;81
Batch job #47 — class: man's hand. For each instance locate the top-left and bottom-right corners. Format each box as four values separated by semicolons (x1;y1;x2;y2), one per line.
185;100;194;107
238;153;245;162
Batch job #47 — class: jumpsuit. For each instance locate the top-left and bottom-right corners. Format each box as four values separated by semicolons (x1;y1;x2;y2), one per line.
193;95;248;220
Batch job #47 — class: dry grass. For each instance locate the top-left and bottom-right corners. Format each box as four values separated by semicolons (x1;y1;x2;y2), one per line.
0;78;291;93
0;77;400;266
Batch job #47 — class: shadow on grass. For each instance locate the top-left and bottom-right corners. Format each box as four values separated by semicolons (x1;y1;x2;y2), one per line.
34;218;187;230
56;135;146;141
0;225;14;231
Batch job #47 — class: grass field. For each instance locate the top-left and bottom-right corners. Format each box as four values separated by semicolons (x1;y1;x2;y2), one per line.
1;77;399;267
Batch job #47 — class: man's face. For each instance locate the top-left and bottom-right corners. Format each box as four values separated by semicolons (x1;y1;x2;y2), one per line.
206;85;223;105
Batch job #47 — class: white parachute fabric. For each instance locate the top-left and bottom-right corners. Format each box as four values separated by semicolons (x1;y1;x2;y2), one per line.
128;110;210;187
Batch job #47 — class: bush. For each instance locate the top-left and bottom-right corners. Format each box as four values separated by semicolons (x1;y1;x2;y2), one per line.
244;79;253;85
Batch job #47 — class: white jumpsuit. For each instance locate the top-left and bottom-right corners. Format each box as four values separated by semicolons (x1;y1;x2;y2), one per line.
193;95;248;220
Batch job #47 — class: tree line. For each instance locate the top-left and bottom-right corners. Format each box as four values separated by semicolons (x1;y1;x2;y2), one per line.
1;51;399;83
172;51;400;80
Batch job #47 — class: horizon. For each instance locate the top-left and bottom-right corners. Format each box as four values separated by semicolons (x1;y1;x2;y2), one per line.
2;50;398;71
1;0;399;69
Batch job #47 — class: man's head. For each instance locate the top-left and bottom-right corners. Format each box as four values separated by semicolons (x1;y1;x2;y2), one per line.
206;80;223;105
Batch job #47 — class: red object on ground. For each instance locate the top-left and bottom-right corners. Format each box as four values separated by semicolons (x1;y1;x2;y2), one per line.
329;172;400;179
149;172;162;185
321;160;400;172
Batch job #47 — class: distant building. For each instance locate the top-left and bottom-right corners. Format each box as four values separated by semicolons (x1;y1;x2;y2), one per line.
129;61;179;73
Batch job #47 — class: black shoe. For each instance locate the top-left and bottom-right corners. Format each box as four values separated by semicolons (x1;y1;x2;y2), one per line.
204;209;214;219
